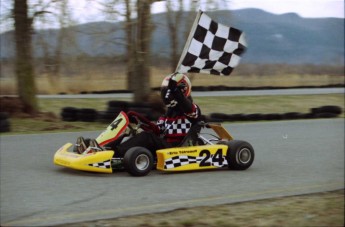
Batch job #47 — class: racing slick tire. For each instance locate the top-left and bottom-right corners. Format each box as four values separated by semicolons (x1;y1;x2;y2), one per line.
224;140;254;170
124;147;154;176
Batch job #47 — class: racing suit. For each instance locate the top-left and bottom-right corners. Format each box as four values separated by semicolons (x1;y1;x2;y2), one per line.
109;88;201;158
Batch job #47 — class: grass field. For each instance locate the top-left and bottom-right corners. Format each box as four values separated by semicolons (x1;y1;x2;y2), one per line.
0;71;344;95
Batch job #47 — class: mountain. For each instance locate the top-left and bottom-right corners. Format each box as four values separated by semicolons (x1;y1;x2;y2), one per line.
0;9;344;65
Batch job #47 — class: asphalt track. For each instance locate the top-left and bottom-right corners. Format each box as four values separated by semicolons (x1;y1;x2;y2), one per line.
34;87;344;99
0;119;344;226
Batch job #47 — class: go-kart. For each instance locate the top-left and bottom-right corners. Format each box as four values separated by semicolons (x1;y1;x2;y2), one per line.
54;111;254;176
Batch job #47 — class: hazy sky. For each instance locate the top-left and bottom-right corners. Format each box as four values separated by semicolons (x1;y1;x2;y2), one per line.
229;0;344;18
74;0;344;26
85;0;345;19
69;0;344;28
0;0;344;32
153;0;344;18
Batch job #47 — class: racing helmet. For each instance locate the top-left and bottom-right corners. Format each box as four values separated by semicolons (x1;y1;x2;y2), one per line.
161;73;192;97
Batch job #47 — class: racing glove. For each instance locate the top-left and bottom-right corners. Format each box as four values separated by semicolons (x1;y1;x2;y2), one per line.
168;77;194;113
161;87;178;108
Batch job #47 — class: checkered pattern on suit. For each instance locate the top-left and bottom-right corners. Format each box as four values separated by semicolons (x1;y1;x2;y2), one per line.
166;118;192;135
164;155;228;169
176;11;247;76
88;160;111;169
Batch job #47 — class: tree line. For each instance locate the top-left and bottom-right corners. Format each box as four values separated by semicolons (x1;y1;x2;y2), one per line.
5;0;344;115
7;0;202;114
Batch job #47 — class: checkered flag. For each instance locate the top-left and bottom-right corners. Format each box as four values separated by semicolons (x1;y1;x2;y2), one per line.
176;11;247;76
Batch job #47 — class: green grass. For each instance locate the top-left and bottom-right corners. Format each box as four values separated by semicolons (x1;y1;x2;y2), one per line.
1;94;344;135
38;94;344;116
194;94;344;115
38;98;129;116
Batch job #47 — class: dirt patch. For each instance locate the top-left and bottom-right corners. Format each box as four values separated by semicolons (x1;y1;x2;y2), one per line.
0;96;58;120
0;96;25;115
0;97;84;133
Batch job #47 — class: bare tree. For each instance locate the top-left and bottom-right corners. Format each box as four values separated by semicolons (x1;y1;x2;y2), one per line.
131;0;152;102
14;0;38;114
165;1;198;72
166;0;183;72
12;0;69;112
42;0;72;92
124;0;135;91
101;0;155;102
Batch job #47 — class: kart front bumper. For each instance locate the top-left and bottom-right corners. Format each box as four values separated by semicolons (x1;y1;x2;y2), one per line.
54;143;115;173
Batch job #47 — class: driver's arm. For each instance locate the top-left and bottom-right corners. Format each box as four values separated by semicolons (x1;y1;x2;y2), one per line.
172;88;194;113
169;82;200;119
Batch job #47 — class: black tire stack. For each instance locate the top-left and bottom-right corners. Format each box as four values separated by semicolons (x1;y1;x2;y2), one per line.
60;101;163;123
61;107;99;122
77;108;99;122
0;112;10;133
207;105;343;122
106;101;160;121
99;101;129;123
61;107;79;122
60;103;342;124
128;102;159;121
311;105;343;119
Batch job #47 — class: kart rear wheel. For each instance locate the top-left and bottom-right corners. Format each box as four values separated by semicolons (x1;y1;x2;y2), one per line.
124;147;154;176
224;140;254;170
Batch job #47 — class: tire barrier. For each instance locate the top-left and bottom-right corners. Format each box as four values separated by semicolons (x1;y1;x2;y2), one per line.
207;105;343;123
108;101;129;110
61;107;101;122
0;112;10;133
311;105;342;115
228;114;246;121
111;84;344;94
99;101;160;123
61;107;80;122
314;112;339;119
77;108;98;122
60;104;343;123
99;107;123;123
60;101;164;123
262;113;284;121
95;100;131;122
209;113;230;121
282;112;304;120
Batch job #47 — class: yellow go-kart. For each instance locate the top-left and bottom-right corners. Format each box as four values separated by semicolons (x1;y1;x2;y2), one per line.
54;111;254;176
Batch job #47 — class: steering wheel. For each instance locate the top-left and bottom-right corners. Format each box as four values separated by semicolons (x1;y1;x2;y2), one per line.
126;111;159;134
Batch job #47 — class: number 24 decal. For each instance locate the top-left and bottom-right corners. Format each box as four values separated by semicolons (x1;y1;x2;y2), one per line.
199;149;224;167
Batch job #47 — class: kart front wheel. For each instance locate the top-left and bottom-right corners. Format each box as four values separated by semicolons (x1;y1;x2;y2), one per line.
124;147;154;176
225;140;254;170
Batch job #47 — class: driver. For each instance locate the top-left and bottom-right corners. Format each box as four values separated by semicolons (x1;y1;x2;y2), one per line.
75;73;201;157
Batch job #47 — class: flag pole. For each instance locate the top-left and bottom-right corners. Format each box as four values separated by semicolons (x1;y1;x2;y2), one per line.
175;10;203;73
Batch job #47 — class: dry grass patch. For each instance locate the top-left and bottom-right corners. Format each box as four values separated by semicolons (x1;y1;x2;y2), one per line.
58;190;344;227
1;70;344;95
